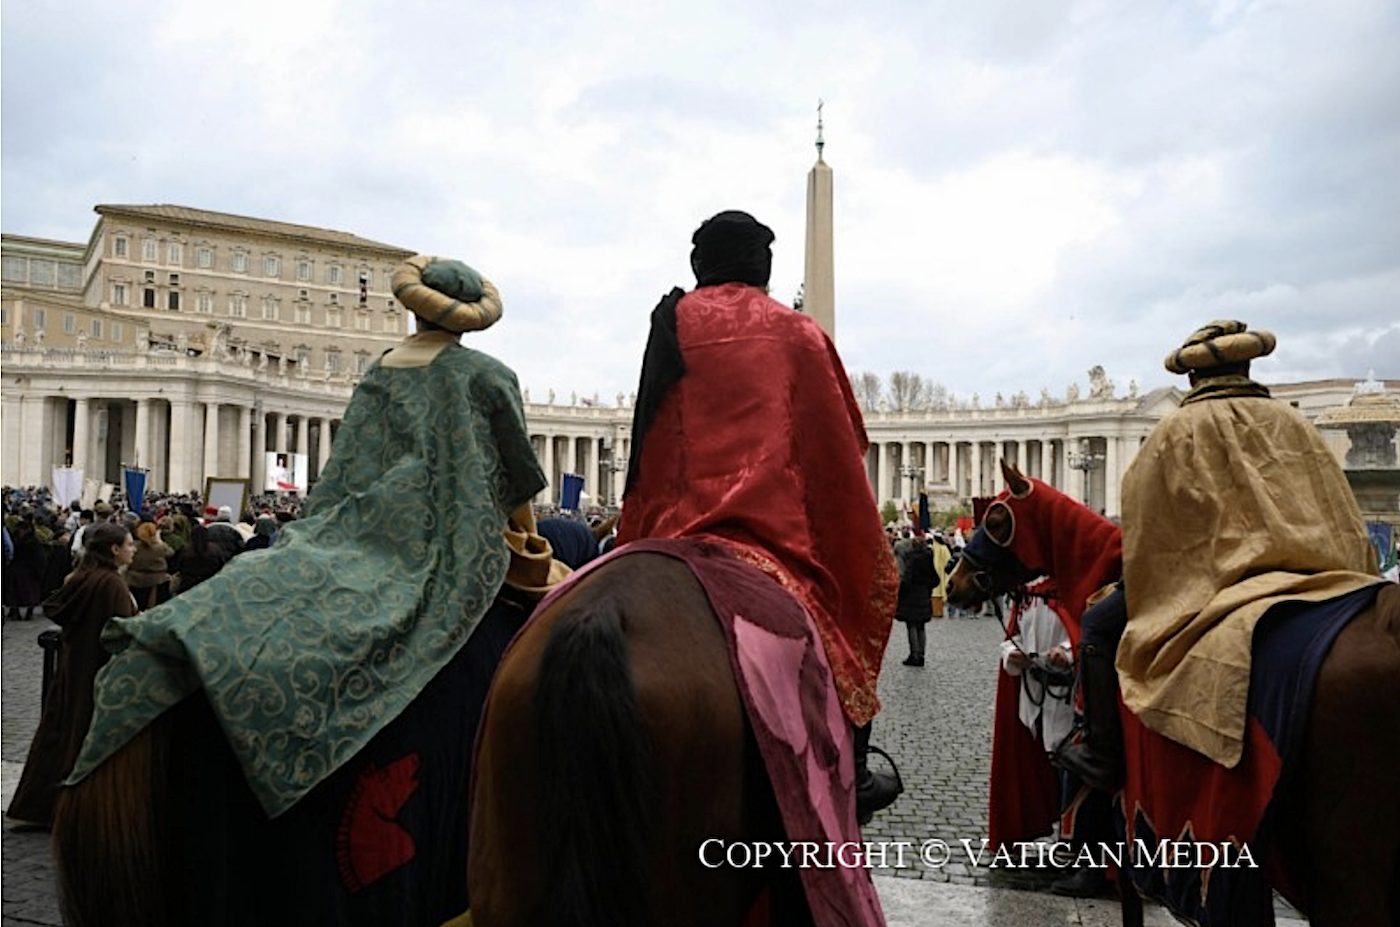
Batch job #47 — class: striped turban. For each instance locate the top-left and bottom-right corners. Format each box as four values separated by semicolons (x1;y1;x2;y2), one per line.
1164;320;1276;375
391;254;502;334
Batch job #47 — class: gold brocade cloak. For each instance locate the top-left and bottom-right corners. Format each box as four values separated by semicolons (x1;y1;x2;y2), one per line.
1119;393;1379;767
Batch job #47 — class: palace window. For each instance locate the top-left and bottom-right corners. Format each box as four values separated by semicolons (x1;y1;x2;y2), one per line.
143;288;157;308
113;236;129;258
196;291;214;314
90;319;103;338
295;303;310;324
63;313;76;334
2;256;26;283
168;291;181;311
262;297;280;321
356;352;371;374
142;239;157;262
327;264;343;285
230;293;248;317
57;263;81;288
355;311;370;331
112;283;128;306
232;251;248;273
169;273;180;286
326;307;343;329
264;255;280;277
385;314;399;334
168;242;183;265
296;345;311;366
326;351;342;374
29;260;56;286
33;308;47;330
296;260;312;282
197;247;213;269
111;321;124;342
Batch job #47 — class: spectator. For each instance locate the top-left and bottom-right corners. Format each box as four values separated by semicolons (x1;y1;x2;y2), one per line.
127;521;175;611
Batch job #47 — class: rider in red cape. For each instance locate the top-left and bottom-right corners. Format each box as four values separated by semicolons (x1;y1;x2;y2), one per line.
618;209;901;820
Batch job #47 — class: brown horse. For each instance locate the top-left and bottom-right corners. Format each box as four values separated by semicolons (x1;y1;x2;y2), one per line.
946;460;1400;927
468;549;810;927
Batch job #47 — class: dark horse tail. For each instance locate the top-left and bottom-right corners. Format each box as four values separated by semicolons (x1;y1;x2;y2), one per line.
535;603;654;927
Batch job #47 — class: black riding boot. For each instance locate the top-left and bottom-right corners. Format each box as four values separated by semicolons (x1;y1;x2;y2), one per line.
1052;644;1124;792
854;721;902;825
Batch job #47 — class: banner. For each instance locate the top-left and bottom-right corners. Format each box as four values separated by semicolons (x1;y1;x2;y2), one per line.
81;477;102;509
265;452;309;493
51;467;83;508
560;473;584;511
122;466;148;513
918;491;932;533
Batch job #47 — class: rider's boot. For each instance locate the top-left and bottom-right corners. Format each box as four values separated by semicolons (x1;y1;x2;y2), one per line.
1052;643;1124;792
854;721;902;825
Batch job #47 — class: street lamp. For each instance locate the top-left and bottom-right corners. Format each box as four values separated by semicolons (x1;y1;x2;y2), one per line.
599;456;625;506
1067;439;1105;507
899;463;925;501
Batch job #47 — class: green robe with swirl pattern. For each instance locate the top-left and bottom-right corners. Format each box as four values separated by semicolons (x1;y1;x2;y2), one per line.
66;343;546;816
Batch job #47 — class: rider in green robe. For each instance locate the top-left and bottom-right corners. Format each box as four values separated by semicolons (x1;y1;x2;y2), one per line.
67;255;546;816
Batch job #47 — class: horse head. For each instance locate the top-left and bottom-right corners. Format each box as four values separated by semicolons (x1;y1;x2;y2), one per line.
945;459;1123;621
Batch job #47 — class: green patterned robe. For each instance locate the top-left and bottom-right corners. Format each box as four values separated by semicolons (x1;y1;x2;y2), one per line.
67;344;546;816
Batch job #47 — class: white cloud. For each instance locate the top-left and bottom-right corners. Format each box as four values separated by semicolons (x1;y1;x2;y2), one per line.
3;0;1397;402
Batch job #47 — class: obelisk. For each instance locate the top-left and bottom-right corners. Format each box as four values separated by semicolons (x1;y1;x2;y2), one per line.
803;100;836;341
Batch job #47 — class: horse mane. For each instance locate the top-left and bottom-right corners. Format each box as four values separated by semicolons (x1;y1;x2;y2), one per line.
534;600;654;927
1009;479;1123;621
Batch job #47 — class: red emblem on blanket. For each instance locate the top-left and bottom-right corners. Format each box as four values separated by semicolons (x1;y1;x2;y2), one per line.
336;753;421;893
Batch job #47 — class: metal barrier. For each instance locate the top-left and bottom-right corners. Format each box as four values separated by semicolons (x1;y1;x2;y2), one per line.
38;629;60;711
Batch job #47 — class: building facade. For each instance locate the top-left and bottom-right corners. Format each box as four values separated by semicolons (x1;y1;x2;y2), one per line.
2;205;414;495
3;205;1393;515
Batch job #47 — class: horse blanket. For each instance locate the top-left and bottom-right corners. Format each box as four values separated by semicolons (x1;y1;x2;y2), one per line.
489;537;885;927
165;594;532;927
1120;583;1383;925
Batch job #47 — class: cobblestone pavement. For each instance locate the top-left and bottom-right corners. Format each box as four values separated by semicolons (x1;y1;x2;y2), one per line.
2;608;1300;925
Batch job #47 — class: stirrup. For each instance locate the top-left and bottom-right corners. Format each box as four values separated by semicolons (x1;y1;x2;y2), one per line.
856;745;905;825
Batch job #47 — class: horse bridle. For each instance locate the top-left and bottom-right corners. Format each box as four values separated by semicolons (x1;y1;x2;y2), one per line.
957;521;1026;599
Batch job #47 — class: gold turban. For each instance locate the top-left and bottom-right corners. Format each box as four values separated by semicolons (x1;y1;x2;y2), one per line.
1164;320;1276;375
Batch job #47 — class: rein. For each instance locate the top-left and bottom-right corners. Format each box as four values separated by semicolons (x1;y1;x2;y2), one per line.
991;588;1074;709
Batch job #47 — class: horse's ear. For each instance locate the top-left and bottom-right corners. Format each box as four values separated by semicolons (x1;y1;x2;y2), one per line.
592;514;619;542
1000;458;1031;497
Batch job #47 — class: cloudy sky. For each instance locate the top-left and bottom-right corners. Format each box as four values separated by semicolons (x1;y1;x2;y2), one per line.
4;0;1397;404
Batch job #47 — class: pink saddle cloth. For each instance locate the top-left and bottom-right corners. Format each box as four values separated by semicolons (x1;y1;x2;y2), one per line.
533;537;885;927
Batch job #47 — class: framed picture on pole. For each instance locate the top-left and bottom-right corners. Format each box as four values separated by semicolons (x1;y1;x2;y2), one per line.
205;477;250;521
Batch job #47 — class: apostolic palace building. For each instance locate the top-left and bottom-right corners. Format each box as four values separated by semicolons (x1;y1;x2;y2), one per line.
1;201;1396;521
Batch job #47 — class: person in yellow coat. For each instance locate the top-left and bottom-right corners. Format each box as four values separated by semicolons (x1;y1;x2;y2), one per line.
929;530;953;618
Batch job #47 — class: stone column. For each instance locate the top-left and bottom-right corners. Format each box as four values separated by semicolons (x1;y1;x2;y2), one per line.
72;398;91;477
542;433;556;502
296;415;310;460
133;398;152;472
238;405;252;479
587;438;600;504
875;442;889;505
991;443;1004;495
169;400;193;493
564;434;578;477
1055;439;1068;492
203;402;221;482
19;395;47;486
1104;436;1121;518
252;411;267;493
317;417;333;477
273;412;288;454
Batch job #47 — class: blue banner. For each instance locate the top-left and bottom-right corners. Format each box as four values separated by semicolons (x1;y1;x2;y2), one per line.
560;473;584;511
122;466;148;514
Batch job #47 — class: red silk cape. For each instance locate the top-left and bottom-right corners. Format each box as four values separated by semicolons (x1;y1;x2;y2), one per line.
618;284;897;725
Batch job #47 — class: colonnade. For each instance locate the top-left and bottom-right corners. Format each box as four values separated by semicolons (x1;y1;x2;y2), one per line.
866;434;1140;516
1;391;339;499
